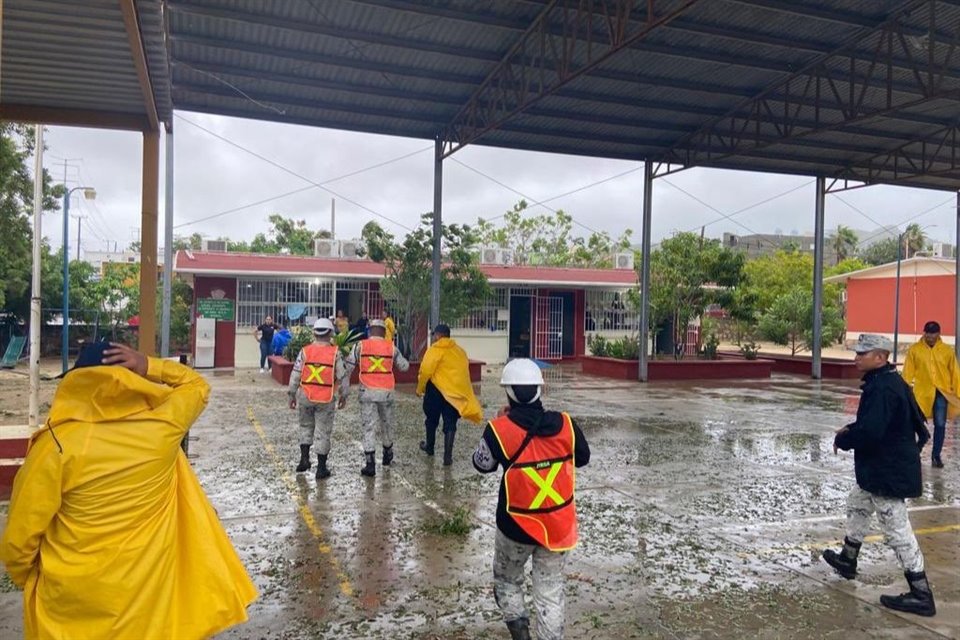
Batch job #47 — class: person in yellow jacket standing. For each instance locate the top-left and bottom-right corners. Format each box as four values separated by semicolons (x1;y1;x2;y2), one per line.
0;341;256;640
902;320;960;468
416;323;483;465
289;317;347;479
344;319;409;476
473;359;590;640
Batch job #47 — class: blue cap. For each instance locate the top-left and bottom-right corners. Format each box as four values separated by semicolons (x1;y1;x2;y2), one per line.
56;339;113;378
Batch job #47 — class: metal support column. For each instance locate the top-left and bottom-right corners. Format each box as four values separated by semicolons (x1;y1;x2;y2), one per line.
639;162;653;382
160;128;174;357
955;191;959;362
61;185;71;373
139;130;160;356
430;136;443;331
29;125;44;429
811;176;826;380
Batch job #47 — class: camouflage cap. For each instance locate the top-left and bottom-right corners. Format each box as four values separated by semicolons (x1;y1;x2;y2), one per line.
850;334;894;354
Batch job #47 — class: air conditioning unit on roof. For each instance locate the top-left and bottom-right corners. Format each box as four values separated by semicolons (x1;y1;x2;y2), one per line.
340;240;360;259
480;246;513;265
202;239;227;252
314;239;340;258
614;252;634;270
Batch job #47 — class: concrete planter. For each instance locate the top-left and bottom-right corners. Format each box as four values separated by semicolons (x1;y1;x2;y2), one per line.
581;355;774;381
272;355;485;387
719;351;860;379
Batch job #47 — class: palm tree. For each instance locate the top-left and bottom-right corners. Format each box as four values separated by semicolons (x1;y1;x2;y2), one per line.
901;223;927;258
830;225;859;264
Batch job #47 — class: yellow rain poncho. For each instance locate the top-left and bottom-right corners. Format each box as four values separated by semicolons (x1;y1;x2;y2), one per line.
416;337;483;423
902;337;960;419
0;358;257;640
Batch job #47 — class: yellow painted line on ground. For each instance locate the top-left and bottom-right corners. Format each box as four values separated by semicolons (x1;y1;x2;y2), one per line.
745;523;960;557
246;406;354;597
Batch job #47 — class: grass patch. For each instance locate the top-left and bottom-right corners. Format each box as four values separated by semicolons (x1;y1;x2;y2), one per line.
422;507;474;537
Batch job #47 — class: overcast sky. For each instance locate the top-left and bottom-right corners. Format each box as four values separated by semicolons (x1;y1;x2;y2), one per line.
40;111;958;258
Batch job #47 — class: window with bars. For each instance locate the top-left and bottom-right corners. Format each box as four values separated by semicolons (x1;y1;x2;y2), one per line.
237;278;335;327
584;289;638;332
450;287;509;332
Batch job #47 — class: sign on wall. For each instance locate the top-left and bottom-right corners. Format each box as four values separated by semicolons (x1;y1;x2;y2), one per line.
197;298;235;321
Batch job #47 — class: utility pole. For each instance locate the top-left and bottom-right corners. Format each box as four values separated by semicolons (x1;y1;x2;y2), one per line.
73;214;86;260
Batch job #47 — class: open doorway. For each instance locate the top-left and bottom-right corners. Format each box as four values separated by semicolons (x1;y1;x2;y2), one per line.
509;295;531;358
335;283;366;325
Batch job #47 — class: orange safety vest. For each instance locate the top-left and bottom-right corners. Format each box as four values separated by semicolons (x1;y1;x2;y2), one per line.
489;412;578;551
299;343;338;404
358;339;395;390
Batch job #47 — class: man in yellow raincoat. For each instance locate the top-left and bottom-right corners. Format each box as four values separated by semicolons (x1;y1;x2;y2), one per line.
0;341;257;639
417;324;483;465
902;321;960;468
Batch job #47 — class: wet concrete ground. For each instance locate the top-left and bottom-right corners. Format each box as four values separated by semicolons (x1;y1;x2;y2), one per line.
1;364;957;639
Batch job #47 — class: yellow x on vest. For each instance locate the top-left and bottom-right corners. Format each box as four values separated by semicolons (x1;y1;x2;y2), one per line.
304;364;328;385
521;462;565;509
366;356;388;373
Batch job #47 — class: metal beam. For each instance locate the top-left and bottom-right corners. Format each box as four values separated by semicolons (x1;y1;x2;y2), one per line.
639;160;653;383
139;131;160;356
833;122;960;187
0;104;150;130
661;1;960;169
431;137;443;331
441;0;700;156
161;128;174;358
812;176;826;380
119;0;159;131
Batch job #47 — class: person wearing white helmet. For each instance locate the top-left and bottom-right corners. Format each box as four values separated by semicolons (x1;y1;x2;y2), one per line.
472;359;590;640
343;318;409;476
288;317;347;479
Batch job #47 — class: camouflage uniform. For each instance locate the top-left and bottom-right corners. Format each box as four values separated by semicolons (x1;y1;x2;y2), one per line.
288;343;346;456
493;529;568;640
344;340;409;452
846;486;924;573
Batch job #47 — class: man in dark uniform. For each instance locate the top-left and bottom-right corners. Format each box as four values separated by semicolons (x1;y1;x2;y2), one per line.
822;334;936;617
473;359;590;640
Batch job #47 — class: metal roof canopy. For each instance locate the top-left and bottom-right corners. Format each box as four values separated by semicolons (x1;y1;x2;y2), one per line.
2;0;959;189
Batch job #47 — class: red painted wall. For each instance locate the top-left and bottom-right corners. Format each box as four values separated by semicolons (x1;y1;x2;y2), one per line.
846;274;956;337
193;276;238;368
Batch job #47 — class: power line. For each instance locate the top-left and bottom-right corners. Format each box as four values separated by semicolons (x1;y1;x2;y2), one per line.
831;194;956;248
174;114;420;231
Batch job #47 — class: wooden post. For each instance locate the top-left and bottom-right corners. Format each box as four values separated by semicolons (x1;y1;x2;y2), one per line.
138;130;160;355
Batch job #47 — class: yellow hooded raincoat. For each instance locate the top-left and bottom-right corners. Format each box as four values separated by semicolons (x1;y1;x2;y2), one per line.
902;337;960;419
0;358;257;640
416;337;483;423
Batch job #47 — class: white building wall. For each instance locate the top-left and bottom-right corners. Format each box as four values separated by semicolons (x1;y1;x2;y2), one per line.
235;335;261;369
452;331;509;364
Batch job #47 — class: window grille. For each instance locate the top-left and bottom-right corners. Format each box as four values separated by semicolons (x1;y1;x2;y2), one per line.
584;289;638;332
451;287;509;332
237;277;334;327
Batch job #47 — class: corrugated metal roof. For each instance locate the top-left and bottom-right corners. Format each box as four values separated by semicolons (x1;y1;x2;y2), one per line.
3;0;958;191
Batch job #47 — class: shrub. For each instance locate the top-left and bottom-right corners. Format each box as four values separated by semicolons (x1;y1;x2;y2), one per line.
701;333;720;360
607;335;640;360
587;333;609;357
740;341;761;360
283;326;315;362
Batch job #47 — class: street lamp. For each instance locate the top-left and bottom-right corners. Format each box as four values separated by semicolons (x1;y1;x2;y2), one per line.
62;186;96;374
892;224;934;364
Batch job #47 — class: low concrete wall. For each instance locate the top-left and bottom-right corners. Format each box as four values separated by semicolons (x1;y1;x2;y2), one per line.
581;355;774;381
235;336;261;369
454;331;508;365
719;351;861;380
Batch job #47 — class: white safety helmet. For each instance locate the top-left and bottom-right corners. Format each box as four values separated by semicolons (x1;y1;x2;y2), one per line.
500;358;544;404
313;317;335;335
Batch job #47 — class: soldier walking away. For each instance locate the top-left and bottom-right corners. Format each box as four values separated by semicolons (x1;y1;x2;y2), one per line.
901;320;960;468
823;334;936;617
289;318;347;479
473;359;590;640
417;324;483;465
0;341;256;639
344;318;409;476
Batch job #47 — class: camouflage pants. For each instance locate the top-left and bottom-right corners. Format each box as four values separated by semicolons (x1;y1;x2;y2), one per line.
846;486;924;573
360;399;395;451
494;529;568;640
298;399;336;455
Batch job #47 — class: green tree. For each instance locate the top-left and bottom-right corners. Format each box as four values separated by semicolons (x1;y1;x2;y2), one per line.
758;288;845;356
859;237;899;265
250;232;279;254
91;262;141;337
648;232;745;358
362;213;490;358
742;249;814;313
0;124;64;317
265;214;327;255
901;223;927;258
829;225;859;265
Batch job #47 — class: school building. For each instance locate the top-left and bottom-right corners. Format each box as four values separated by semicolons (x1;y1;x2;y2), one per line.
824;256;957;346
173;250;639;368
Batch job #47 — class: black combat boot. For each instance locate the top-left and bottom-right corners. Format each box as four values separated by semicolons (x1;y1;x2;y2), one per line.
822;537;860;580
419;425;436;456
295;445;311;473
880;570;937;617
360;451;376;477
505;618;531;640
315;454;331;479
932;456;944;468
442;431;455;466
382;445;394;466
